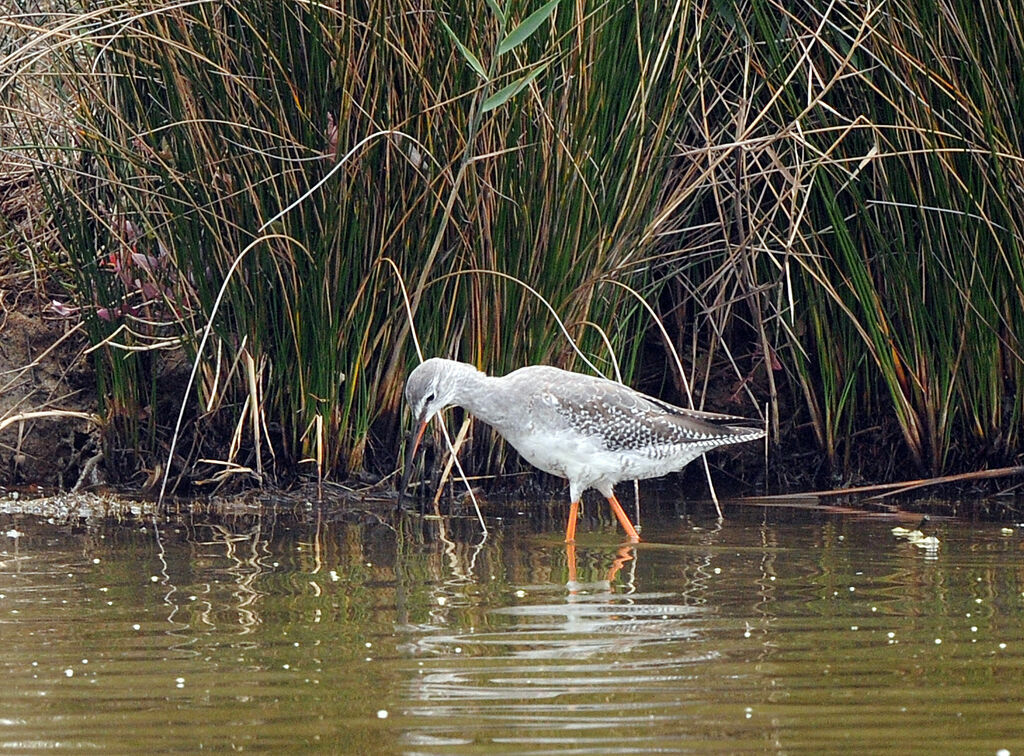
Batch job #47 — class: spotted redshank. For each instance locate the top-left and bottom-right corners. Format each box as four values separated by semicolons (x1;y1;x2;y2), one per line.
400;358;765;542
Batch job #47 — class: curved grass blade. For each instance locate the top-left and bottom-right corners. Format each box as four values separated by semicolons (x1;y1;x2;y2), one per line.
485;0;506;25
497;0;559;56
438;16;487;80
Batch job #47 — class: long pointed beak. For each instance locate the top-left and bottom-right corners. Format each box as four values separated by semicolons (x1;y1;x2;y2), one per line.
398;416;429;500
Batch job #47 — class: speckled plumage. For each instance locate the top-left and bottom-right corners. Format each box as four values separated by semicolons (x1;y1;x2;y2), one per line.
402;358;765;541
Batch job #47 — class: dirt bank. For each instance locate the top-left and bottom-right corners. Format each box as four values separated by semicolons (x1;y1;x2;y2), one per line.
0;297;98;488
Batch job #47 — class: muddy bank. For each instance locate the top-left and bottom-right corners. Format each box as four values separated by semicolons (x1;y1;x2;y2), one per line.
0;302;98;488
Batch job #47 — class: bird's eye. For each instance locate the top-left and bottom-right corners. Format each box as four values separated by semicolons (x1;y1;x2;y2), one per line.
425;392;436;405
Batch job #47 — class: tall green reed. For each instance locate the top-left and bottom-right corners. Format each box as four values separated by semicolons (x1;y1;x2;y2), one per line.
666;0;1024;477
4;0;1022;488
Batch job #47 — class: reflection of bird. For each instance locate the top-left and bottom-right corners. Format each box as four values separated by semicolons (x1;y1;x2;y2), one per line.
400;359;765;542
891;516;939;549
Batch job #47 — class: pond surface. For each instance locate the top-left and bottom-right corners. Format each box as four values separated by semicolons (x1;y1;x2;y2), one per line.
0;493;1022;753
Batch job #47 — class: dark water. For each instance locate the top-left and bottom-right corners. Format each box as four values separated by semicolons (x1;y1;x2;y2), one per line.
0;493;1022;754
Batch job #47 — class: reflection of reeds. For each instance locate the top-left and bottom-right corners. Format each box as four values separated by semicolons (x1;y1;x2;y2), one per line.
5;1;1023;486
206;523;267;633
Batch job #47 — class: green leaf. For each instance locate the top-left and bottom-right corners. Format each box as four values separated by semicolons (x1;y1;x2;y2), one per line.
438;17;487;80
480;63;549;112
485;0;506;25
497;0;559;56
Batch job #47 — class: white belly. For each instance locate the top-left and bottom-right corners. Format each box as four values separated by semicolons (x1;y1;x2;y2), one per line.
503;425;706;498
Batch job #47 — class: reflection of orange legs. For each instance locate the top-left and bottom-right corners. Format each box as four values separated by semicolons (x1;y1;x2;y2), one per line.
606;494;641;542
566;541;578;585
565;500;580;543
564;542;634;590
605;544;634;583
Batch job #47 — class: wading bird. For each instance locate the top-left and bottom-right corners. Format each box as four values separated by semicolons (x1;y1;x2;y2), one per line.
400;358;765;542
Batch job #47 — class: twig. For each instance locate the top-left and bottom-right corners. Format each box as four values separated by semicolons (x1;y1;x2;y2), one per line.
734;466;1024;503
0;409;101;434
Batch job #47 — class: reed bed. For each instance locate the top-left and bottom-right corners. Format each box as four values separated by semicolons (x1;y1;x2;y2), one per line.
2;0;1022;491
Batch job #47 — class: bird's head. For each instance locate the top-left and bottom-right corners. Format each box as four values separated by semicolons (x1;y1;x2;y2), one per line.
399;358;483;498
404;358;463;430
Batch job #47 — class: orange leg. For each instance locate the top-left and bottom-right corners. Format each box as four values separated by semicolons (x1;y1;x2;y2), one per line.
566;541;578;586
606;494;641;542
565;500;580;543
